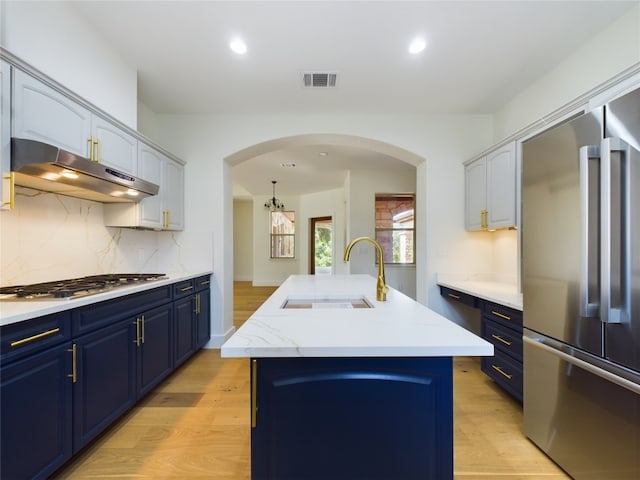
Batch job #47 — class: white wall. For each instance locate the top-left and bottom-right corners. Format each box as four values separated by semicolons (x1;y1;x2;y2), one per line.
494;4;640;141
1;0;137;129
233;199;253;281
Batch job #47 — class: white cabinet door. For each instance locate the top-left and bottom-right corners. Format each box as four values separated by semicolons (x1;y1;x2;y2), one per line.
137;143;165;229
91;116;138;175
486;142;516;228
104;142;184;231
1;60;11;210
465;141;516;231
465;157;486;230
164;158;184;230
12;69;92;156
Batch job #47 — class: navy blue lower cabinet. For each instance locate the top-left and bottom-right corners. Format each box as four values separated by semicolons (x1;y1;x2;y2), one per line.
137;304;174;398
174;295;195;367
251;357;453;480
73;318;137;452
1;343;73;480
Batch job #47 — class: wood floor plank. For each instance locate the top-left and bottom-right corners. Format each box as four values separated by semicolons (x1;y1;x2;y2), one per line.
53;281;568;479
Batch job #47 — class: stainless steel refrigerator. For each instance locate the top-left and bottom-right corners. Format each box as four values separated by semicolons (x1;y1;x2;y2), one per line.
522;86;640;479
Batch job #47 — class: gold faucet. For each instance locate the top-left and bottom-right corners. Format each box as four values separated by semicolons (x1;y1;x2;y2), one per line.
343;236;389;302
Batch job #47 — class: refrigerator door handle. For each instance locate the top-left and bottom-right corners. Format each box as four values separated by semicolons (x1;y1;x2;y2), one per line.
523;335;640;395
579;145;600;318
600;137;628;324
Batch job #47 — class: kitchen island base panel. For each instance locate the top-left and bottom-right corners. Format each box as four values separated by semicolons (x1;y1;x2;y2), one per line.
251;356;453;480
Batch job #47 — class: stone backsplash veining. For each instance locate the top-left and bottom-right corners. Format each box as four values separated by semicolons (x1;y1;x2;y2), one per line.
0;186;209;286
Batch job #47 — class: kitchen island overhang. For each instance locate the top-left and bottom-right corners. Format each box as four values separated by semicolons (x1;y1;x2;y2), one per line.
221;275;493;480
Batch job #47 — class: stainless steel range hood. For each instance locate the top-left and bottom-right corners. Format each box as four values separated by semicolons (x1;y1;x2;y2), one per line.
11;138;159;203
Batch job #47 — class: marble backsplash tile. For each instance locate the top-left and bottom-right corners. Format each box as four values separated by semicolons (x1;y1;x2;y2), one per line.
0;187;209;286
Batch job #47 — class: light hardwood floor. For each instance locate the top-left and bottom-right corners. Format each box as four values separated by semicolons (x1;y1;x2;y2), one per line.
54;281;568;479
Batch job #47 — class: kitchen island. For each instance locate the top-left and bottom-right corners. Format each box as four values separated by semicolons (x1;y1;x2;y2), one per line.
221;274;493;480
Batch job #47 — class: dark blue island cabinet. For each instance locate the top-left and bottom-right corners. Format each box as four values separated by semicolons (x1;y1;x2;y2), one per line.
250;356;454;480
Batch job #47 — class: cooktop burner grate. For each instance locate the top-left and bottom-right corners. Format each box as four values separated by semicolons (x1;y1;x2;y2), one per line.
0;273;167;299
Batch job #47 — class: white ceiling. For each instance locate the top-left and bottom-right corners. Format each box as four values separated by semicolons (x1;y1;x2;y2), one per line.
68;0;637;196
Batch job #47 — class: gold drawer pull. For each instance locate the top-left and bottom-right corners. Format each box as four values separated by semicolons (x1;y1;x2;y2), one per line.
491;334;513;346
491;310;512;321
67;344;77;383
491;364;513;380
448;293;461;299
180;285;194;292
10;327;60;347
200;280;211;286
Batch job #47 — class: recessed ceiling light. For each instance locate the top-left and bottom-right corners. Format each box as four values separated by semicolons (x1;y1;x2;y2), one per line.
408;37;426;54
229;38;247;55
319;152;328;157
280;163;296;167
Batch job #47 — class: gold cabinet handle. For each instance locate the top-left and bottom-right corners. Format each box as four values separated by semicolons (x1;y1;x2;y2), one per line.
200;280;210;286
133;318;141;346
491;310;512;321
194;293;200;314
87;137;94;160
491;364;513;380
480;209;489;229
67;344;77;383
140;315;145;344
448;293;461;299
180;285;194;292
491;334;513;346
251;359;258;428
3;172;15;210
10;327;60;347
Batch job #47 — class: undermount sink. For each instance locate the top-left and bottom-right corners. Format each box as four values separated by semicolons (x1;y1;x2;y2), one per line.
281;295;374;309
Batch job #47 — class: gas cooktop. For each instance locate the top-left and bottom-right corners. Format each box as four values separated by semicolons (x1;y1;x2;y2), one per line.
0;273;167;300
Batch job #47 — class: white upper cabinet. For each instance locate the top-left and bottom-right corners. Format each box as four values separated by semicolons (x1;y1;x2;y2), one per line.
1;60;11;210
465;141;516;231
12;69;137;175
12;68;92;156
90;116;137;175
104;142;184;231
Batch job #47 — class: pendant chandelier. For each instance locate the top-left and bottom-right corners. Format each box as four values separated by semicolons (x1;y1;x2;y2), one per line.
264;180;285;210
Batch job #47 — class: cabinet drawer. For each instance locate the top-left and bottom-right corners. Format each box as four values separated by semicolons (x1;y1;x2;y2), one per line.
440;287;477;308
73;286;172;336
1;312;71;364
481;301;522;330
194;275;211;292
481;350;522;402
482;318;522;361
173;279;195;299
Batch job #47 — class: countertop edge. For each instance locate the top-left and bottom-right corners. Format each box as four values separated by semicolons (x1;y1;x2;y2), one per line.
0;271;213;326
437;278;523;311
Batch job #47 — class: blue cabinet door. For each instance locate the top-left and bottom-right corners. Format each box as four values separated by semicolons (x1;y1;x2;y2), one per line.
251;356;453;480
73;319;136;452
137;303;173;397
1;343;73;480
195;288;211;349
174;296;195;367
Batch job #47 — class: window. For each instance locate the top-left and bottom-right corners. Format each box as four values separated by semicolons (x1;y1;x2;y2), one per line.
375;194;415;264
270;211;295;258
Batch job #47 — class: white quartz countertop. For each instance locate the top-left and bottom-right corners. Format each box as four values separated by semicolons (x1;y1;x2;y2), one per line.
221;274;493;358
0;271;213;326
436;275;522;311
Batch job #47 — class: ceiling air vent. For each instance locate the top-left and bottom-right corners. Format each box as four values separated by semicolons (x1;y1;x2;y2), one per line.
303;72;338;88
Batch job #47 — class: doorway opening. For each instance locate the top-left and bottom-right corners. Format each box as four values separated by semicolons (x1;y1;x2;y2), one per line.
310;216;333;275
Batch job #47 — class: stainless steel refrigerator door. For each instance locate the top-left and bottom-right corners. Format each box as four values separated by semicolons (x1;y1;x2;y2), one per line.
602;87;640;372
523;332;640;480
522;110;604;355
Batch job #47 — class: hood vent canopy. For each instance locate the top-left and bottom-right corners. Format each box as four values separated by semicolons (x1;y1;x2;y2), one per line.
11;138;159;203
303;72;338;88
